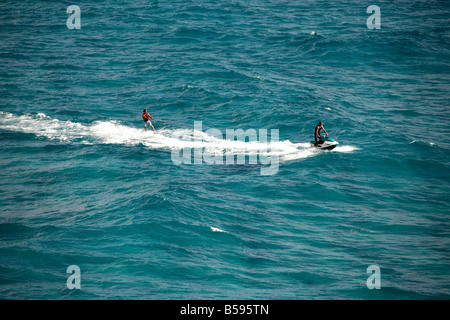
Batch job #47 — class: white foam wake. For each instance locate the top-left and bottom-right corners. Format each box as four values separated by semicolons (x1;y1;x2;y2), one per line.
0;112;357;162
333;145;360;153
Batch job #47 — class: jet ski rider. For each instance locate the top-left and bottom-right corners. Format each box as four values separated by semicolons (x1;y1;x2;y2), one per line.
314;121;328;146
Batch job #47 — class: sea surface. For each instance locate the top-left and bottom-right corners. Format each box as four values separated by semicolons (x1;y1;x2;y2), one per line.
0;0;449;299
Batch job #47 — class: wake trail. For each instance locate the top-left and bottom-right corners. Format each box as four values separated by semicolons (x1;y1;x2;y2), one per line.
0;112;359;162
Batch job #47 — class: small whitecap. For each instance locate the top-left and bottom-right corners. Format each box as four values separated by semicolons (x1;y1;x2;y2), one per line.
211;227;226;233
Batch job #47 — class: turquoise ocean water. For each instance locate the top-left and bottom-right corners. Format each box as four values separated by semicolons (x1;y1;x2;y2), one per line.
0;0;449;299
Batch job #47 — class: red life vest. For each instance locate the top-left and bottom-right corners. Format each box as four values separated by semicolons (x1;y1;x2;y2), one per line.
143;112;150;121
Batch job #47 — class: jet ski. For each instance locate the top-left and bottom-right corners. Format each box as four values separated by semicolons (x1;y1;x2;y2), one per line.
310;136;339;150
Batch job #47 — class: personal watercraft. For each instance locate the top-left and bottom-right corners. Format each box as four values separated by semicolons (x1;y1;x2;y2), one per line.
310;136;339;150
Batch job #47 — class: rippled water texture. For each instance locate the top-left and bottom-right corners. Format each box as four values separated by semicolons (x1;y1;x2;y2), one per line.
0;0;449;299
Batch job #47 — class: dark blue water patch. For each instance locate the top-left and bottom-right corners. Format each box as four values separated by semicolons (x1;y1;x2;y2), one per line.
0;223;34;240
